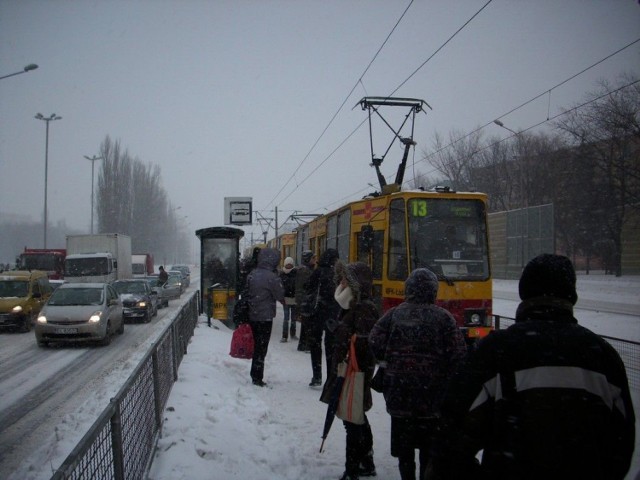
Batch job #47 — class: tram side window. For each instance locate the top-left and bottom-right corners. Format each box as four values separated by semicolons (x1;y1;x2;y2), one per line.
337;209;351;262
388;199;408;280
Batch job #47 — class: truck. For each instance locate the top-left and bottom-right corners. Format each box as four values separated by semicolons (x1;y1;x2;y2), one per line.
17;248;66;280
64;234;132;283
132;253;154;277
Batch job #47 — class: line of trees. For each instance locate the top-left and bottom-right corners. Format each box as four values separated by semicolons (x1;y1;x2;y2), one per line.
95;136;190;266
418;74;639;276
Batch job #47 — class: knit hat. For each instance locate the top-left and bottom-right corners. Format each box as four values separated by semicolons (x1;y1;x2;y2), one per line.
302;250;314;263
519;254;578;305
282;257;295;273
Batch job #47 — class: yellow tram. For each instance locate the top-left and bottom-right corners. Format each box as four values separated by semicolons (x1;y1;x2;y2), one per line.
268;97;493;342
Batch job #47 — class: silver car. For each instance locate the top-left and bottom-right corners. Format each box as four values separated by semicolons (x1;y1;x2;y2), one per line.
142;276;169;308
35;282;124;347
167;270;187;295
169;264;191;289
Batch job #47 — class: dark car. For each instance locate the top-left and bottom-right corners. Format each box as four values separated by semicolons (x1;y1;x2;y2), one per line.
113;279;158;323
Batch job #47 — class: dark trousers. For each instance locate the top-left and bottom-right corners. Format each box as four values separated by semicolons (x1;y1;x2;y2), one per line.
343;415;373;476
297;317;310;351
391;416;436;480
250;321;273;382
308;319;335;380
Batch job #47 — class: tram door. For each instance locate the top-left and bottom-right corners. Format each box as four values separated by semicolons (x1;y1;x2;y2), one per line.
195;227;244;329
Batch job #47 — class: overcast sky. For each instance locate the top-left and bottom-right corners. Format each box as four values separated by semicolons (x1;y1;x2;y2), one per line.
1;0;639;245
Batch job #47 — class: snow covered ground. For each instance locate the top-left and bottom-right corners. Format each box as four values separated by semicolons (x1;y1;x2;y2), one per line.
147;274;639;480
5;274;637;480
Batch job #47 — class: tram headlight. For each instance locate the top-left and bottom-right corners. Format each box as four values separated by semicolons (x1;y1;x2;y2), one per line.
464;308;487;326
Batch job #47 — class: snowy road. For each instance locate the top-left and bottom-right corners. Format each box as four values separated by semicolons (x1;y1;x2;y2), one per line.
0;286;197;479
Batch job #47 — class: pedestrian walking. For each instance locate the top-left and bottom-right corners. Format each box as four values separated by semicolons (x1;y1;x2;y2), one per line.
295;250;316;352
279;256;298;342
247;248;284;387
368;268;466;480
429;254;636;480
325;261;380;480
302;248;341;387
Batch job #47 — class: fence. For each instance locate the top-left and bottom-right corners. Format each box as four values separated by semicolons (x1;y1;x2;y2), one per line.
494;315;640;392
50;292;199;480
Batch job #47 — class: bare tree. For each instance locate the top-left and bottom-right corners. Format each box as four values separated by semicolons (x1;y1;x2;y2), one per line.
554;73;640;276
425;128;485;191
96;137;133;234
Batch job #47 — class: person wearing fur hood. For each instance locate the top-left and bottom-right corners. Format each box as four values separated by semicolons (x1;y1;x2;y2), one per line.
324;261;380;480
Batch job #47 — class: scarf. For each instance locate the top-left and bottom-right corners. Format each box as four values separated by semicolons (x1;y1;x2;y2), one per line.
334;284;353;310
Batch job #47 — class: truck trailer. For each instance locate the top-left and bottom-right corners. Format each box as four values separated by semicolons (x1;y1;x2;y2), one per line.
17;248;66;280
65;234;132;283
132;253;154;277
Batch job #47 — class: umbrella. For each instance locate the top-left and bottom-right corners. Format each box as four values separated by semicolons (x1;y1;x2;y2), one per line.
319;361;347;453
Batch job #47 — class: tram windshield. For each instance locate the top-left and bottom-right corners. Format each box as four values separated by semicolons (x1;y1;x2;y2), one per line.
388;197;490;281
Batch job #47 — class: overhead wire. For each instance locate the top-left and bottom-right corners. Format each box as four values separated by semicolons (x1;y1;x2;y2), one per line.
404;36;640;183
265;0;493;214
403;77;640;189
262;0;415;211
253;5;637;240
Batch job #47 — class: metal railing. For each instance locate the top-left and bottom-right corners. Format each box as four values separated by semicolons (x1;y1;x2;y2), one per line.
494;315;640;392
50;292;199;480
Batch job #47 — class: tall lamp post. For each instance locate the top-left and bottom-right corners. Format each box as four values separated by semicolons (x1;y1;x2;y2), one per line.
84;155;103;234
0;63;38;81
35;113;62;248
494;119;527;270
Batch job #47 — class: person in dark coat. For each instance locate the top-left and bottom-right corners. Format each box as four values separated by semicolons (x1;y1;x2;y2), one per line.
279;256;298;342
158;265;168;285
429;254;636;480
368;268;466;480
294;250;316;351
247;248;284;387
326;261;380;480
303;248;341;387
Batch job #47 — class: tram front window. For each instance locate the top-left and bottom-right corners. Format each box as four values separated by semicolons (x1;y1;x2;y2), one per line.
407;198;489;280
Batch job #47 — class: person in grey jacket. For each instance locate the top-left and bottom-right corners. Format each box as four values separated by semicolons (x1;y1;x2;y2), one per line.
247;248;285;387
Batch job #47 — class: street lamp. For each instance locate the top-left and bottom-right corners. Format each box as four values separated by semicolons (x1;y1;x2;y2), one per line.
84;155;104;234
35;113;62;248
0;63;38;81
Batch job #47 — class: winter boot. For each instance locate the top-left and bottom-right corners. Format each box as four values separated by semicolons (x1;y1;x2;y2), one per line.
339;472;359;480
309;377;322;387
359;451;376;477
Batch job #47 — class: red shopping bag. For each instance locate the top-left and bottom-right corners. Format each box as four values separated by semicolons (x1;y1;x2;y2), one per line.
229;323;254;359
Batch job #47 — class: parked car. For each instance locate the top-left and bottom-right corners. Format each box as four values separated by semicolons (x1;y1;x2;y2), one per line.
0;270;53;332
142;276;169;308
169;264;191;289
35;282;124;347
113;279;158;323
